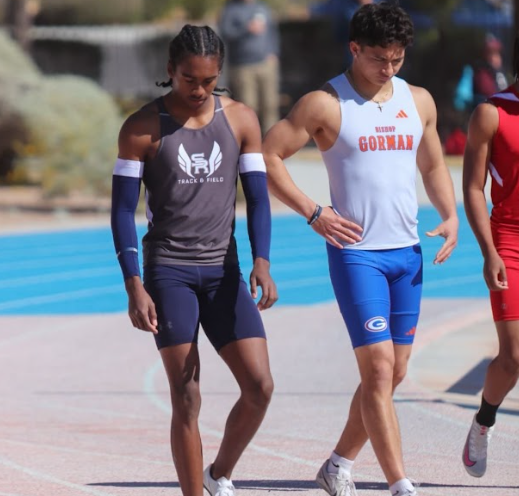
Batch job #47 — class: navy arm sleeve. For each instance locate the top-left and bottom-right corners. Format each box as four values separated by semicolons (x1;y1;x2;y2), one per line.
111;175;142;280
240;171;271;261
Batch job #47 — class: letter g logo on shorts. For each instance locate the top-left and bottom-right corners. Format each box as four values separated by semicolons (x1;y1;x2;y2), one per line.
364;316;388;332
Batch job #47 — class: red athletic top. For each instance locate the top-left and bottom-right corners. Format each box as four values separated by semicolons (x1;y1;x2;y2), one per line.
489;85;519;230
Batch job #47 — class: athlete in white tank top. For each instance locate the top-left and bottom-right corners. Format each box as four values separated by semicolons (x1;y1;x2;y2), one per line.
323;74;423;249
264;4;458;496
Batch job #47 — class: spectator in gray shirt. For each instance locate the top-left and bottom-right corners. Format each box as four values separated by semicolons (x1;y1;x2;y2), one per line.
219;0;280;134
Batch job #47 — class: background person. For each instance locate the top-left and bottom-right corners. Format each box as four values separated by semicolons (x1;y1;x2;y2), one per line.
472;33;509;107
219;0;280;134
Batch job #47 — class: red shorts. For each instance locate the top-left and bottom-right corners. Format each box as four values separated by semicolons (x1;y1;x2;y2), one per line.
490;227;519;321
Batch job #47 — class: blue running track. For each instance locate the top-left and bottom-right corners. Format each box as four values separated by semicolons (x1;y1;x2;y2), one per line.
0;205;485;315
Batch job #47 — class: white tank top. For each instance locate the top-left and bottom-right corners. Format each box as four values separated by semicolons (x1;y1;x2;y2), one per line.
321;74;423;250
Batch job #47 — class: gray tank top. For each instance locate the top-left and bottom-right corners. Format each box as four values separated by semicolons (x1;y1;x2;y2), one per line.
142;96;241;267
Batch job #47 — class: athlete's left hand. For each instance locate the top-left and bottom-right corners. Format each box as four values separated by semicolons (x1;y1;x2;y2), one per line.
250;258;278;310
426;216;459;264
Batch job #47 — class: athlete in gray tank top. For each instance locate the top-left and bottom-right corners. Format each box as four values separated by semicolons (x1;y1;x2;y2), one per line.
110;25;278;496
143;95;241;266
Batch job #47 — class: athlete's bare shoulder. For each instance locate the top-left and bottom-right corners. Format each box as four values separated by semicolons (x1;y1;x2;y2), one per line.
289;87;340;130
472;100;499;120
406;84;439;127
320;81;340;101
118;100;160;159
220;95;261;148
407;84;435;108
220;95;259;125
407;83;431;97
469;101;499;138
298;86;339;113
120;101;159;137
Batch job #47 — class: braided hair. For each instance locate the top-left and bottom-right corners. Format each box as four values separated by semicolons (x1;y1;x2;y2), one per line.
156;25;227;92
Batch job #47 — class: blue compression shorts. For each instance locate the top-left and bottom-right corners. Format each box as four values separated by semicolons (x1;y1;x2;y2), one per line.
144;264;266;351
327;244;423;349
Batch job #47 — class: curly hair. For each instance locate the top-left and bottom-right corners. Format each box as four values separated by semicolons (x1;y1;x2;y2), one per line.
156;25;226;88
349;2;414;48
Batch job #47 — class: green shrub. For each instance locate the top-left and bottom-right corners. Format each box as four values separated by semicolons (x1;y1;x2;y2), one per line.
0;30;122;196
0;31;38;182
0;100;28;182
36;0;181;24
181;0;219;20
143;0;181;21
0;29;40;84
37;0;144;24
11;75;122;197
180;0;289;19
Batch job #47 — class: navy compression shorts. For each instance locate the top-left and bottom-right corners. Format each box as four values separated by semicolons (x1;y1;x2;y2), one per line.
144;264;266;351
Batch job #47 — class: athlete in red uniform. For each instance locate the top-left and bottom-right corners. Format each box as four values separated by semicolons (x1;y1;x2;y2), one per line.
462;34;519;478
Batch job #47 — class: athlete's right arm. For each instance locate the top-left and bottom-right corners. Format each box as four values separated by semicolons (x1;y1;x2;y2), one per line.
262;91;362;247
463;103;507;291
111;112;158;333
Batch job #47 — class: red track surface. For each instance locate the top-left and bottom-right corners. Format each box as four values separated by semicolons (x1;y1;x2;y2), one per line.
1;298;518;496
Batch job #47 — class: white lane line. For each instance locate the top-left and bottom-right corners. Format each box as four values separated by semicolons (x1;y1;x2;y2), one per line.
0;457;115;496
0;492;36;496
414;446;519;465
0;243;109;258
0;255;113;272
267;260;330;273
0;286;122;311
0;267;118;289
430;254;482;265
0;272;483;314
142;360;381;480
0;320;78;348
405;305;519;438
38;401;152;420
277;276;331;290
0;438;171;467
420;243;479;254
412;305;490;358
143;361;320;467
425;274;483;289
397;396;519;443
268;245;326;257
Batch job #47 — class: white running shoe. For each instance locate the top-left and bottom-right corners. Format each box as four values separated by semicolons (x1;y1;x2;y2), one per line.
462;415;494;477
315;459;357;496
391;488;417;496
203;465;235;496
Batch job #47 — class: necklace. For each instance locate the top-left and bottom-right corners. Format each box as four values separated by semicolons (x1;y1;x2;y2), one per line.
346;69;392;112
372;100;384;112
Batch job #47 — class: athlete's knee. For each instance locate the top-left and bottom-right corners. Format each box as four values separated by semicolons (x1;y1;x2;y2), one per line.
392;364;408;389
170;380;202;421
497;349;519;378
241;374;274;409
361;357;395;391
392;355;410;388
